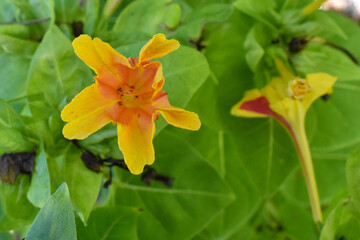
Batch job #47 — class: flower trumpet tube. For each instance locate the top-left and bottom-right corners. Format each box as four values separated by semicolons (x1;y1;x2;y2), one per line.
231;58;337;223
61;34;201;174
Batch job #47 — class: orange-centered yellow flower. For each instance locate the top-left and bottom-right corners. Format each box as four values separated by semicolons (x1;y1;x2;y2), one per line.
61;34;201;174
231;58;337;224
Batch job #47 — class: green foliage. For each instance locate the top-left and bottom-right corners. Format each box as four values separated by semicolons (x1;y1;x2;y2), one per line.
1;0;360;239
26;183;76;240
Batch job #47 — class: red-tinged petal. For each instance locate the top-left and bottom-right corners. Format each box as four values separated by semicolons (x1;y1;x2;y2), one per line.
61;83;116;122
139;33;180;63
231;89;271;118
121;62;163;99
72;35;130;87
117;114;155;175
157;106;201;131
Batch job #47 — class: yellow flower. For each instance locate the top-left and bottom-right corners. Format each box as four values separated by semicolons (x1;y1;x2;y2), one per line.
61;34;201;174
231;58;337;223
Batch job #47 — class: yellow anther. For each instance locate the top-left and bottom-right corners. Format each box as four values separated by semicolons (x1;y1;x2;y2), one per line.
287;78;311;100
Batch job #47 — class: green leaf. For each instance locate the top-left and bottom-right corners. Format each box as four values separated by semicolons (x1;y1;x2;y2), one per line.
55;0;83;23
83;0;99;35
173;3;233;40
26;183;76;240
65;144;102;224
233;0;280;30
0;100;32;154
180;127;262;239
161;46;209;108
307;11;347;39
318;11;360;62
0;232;13;240
346;146;360;213
0;176;38;231
27;24;92;114
0;127;32;154
294;42;360;81
320;199;360;240
244;24;266;72
27;141;51;208
76;206;140;240
113;0;181;34
112;128;234;239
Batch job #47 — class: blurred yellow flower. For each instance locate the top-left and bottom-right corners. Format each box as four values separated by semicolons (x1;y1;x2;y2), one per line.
231;58;337;223
61;33;201;174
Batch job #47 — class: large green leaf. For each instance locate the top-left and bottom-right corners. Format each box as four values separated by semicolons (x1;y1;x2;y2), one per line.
0;35;38;103
26;183;76;240
173;3;233;40
0;100;33;154
64;144;102;224
320;198;360;240
76;206;140;240
111;128;234;240
0;176;38;231
233;0;280;30
46;143;103;224
319;11;360;62
294;42;360;81
26;24;92;147
27;24;92;114
113;0;181;34
27;141;51;208
346;146;360;213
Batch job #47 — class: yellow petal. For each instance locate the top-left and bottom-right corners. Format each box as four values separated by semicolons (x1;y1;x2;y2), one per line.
117;115;155;175
61;83;116;139
157;106;201;131
270;73;337;126
270;98;305;127
261;77;289;104
72;34;130;76
302;73;338;111
62;109;112;140
301;0;327;15
139;33;180;63
231;89;269;118
61;83;114;122
275;58;294;82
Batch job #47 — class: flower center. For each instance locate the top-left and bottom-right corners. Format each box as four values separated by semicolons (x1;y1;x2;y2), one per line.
117;85;140;107
287;78;311;100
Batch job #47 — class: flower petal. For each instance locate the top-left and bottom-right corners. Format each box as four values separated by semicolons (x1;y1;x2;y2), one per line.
275;58;294;82
61;83;116;122
61;83;116;139
157;106;201;131
302;73;338;111
231;89;270;118
139;33;180;63
72;34;130;77
62;109;112;140
261;77;289;104
117;114;155;174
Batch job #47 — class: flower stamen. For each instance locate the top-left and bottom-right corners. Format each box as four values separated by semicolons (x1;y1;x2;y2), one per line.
288;78;311;100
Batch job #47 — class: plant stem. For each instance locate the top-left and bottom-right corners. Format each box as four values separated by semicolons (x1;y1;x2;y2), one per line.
291;123;322;224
